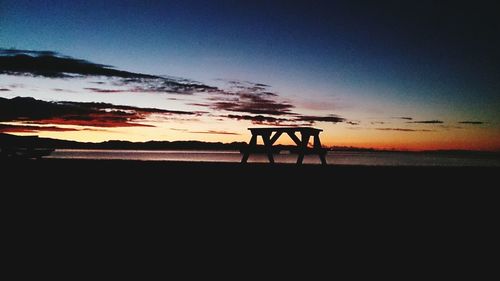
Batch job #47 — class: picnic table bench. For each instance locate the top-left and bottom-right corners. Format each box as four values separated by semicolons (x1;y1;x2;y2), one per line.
241;127;327;165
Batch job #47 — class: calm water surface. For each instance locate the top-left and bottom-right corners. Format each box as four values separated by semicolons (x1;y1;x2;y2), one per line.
46;149;500;167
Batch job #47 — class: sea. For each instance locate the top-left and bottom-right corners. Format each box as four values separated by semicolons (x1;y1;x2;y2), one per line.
45;149;500;167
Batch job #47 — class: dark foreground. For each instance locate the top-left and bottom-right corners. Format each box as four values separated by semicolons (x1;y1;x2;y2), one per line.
5;158;497;217
4;158;497;199
3;158;497;270
4;157;498;180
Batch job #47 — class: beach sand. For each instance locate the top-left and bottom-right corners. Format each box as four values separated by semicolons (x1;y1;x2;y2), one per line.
6;158;496;230
4;158;497;193
3;158;496;265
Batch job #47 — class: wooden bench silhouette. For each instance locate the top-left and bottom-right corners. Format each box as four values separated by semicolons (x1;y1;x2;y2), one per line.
241;127;327;165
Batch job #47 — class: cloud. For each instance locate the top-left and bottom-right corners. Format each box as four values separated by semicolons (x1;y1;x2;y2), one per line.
439;125;464;130
376;128;434;132
0;48;217;95
210;98;294;115
224;114;308;126
0;49;59;56
84;87;127;93
296;115;345;124
0;124;78;133
458;121;486;125
59;101;195;115
189;130;240;135
1;50;350;128
346;121;360;125
52;88;77;93
215;79;274;95
0;88;10;91
206;80;348;125
224;114;288;125
188;103;211;107
112;77;218;95
407;120;444;124
223;113;346;126
394;117;413;120
202;80;294;116
0;96;194;128
0;50;145;78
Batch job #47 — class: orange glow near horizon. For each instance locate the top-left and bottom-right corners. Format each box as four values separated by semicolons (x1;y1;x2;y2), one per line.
4;119;500;152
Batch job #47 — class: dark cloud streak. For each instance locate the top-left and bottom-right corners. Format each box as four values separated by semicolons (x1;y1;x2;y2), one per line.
0;124;78;133
1;50;350;128
0;96;194;129
0;48;218;95
189;130;240;135
376;128;434;132
458;121;485;125
407;120;443;124
297;115;345;124
84;87;127;93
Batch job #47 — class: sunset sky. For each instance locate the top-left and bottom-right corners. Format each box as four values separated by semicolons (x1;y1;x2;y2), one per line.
1;0;499;151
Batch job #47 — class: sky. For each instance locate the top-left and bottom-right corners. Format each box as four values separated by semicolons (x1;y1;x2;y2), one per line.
1;0;499;150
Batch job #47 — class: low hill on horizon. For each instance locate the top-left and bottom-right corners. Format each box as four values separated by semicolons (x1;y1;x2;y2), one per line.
1;133;499;155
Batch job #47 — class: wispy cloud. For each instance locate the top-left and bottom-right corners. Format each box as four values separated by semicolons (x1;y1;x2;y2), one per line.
0;88;10;91
296;115;345;124
52;88;78;93
0;96;195;129
376;128;435;132
393;117;413;120
1;49;350;128
438;125;464;130
223;113;346;126
458;121;486;125
210;98;294;116
112;77;218;95
201;80;348;125
84;87;128;93
224;114;289;125
199;80;294;115
407;120;444;124
0;48;217;95
0;49;140;78
189;130;240;135
0;124;78;133
0;49;59;56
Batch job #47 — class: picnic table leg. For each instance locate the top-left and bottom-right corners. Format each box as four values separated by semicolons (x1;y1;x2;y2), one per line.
296;133;310;164
319;152;327;165
314;134;327;165
269;131;283;145
241;134;257;163
262;133;275;164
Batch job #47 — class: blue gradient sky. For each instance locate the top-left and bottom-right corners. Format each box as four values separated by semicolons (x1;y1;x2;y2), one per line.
1;0;499;150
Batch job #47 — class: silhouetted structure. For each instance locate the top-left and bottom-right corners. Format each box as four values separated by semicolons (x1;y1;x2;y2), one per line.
0;135;54;159
241;127;327;165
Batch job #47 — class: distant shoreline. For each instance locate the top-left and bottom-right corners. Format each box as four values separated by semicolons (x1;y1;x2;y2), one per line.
1;133;499;155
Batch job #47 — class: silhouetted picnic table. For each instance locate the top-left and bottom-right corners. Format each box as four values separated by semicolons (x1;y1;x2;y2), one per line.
241;127;327;165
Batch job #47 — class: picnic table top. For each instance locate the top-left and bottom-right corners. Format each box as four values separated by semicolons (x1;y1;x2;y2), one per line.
248;127;323;134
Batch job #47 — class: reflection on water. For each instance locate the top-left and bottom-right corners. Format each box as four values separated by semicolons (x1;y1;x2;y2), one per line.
46;149;500;167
